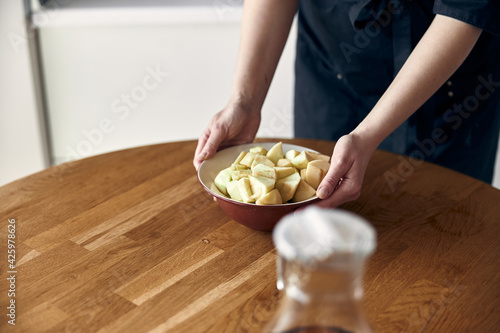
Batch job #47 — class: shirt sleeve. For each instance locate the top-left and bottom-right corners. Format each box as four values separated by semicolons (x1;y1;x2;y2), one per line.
433;0;500;36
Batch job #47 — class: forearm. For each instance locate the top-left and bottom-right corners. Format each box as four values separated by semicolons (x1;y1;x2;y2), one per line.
229;0;299;111
353;14;482;151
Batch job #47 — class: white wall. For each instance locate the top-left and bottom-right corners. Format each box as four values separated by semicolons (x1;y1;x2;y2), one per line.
36;3;295;165
0;1;48;186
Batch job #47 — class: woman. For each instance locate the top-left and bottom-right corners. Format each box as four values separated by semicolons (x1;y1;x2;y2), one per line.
193;0;500;208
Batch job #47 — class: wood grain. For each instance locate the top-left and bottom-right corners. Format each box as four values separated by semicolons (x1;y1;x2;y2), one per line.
0;138;499;332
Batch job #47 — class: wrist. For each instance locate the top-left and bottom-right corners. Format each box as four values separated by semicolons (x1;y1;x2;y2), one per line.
349;125;383;154
227;91;263;116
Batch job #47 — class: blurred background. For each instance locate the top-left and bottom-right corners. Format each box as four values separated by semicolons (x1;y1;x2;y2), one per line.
1;0;499;188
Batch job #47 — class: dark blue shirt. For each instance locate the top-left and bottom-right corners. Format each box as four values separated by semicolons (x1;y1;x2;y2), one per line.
294;0;500;183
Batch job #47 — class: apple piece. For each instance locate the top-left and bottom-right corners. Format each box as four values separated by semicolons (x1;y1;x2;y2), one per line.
227;181;243;202
210;182;227;197
252;164;277;180
231;164;248;171
300;168;307;182
231;169;252;181
250;146;268;155
276;158;293;167
293;179;317;202
305;164;324;190
251;155;275;169
233;151;247;165
240;152;257;168
305;160;330;189
238;177;256;203
256;189;282;205
274;166;295;179
308;160;330;172
248;175;276;200
266;142;284;164
285;149;300;160
291;151;315;170
308;151;331;162
275;172;301;203
214;167;232;195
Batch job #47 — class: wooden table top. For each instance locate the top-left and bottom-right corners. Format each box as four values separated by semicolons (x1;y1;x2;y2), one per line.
1;138;499;333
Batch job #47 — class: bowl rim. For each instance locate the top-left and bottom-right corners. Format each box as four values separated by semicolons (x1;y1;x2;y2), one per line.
197;142;323;207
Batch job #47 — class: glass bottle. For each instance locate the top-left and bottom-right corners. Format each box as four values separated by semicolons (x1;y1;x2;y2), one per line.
264;207;376;333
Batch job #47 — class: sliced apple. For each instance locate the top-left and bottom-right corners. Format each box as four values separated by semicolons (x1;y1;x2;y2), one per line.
300;168;307;182
274;166;295;179
308;151;331;162
240;152;257;168
214;167;232;195
249;146;268;155
211;182;227;197
248;175;276;200
256;189;282;205
251;155;275;169
231;169;252;181
285;149;300;160
266;142;284;164
275;172;301;203
233;151;247;165
252;164;277;180
238;177;256;203
291;151;315;170
293;179;317;202
227;181;243;201
276;158;293;168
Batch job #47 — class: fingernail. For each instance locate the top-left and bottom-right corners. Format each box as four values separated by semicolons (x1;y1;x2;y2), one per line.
200;151;208;160
317;187;329;199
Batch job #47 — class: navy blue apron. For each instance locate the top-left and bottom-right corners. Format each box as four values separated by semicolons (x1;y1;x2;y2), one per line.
294;0;500;183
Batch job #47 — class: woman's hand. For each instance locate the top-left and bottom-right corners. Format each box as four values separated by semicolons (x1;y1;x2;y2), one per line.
315;133;376;208
193;102;261;170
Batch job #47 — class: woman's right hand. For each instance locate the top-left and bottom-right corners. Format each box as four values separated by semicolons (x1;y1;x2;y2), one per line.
193;101;261;170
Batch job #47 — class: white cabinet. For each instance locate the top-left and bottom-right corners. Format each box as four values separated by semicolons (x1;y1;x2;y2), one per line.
36;1;296;164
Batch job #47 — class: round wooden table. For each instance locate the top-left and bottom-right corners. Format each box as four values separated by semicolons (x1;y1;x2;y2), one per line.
1;139;499;332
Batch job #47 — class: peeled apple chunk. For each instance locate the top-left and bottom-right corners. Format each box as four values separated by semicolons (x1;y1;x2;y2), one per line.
249;146;268;155
256;189;282;205
238;177;255;203
293;179;317;202
249;175;276;200
266;142;284;164
253;164;277;180
227;181;243;202
291;151;316;170
275;172;301;203
274;166;295;180
214;167;232;195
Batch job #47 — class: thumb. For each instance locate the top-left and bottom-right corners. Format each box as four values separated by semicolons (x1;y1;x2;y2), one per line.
316;165;345;200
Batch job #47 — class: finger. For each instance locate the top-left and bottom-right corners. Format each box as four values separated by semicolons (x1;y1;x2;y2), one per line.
194;130;211;169
200;125;226;160
316;156;352;199
315;177;361;208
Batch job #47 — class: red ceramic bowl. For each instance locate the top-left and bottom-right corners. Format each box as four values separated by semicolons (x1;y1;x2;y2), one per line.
197;142;321;232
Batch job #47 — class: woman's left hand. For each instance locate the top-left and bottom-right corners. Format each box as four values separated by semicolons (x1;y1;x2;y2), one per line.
315;133;376;208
